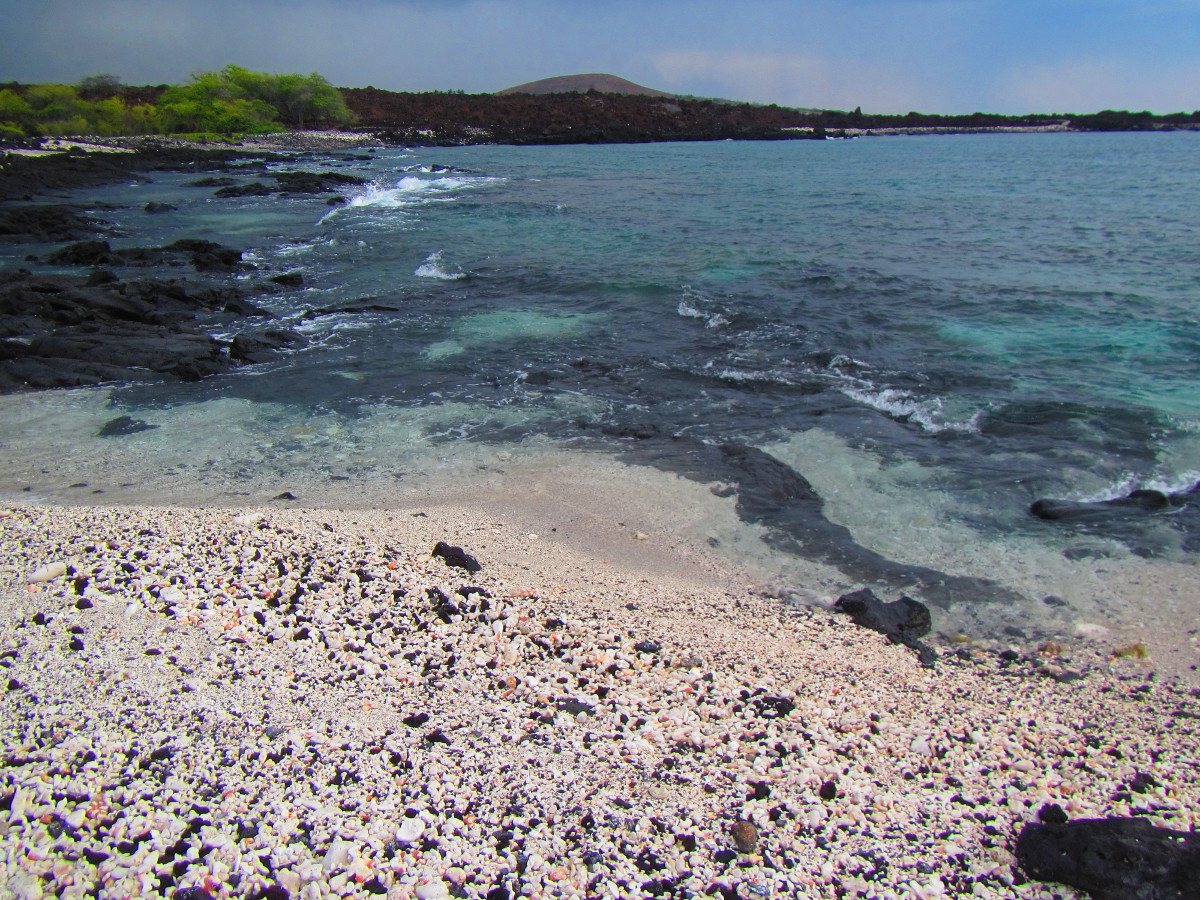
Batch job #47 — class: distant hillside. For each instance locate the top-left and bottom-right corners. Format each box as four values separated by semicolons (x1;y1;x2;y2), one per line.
498;73;673;98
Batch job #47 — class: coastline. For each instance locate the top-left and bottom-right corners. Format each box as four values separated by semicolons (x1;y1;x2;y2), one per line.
3;500;1199;899
3;132;1200;898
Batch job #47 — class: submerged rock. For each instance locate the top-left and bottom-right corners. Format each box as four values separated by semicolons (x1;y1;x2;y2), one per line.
1015;817;1200;900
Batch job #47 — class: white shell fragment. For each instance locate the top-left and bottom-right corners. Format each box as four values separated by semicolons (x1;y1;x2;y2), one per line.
27;561;68;583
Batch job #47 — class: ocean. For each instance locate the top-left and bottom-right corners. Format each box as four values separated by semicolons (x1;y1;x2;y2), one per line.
3;132;1199;650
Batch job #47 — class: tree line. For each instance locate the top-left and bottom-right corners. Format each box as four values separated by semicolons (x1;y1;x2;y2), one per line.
0;66;354;139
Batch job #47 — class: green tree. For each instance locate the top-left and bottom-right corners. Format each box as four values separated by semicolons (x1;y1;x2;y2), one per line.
0;89;34;135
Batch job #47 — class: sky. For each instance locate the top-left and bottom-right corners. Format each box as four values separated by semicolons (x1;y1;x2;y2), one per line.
1;0;1198;115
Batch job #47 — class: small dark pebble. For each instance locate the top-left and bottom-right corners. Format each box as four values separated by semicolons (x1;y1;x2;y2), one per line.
1039;803;1069;824
819;780;838;801
6;679;20;691
174;889;217;900
75;598;93;610
730;819;758;853
273;491;298;501
634;640;662;654
68;638;84;651
403;712;430;728
431;541;481;572
423;728;451;745
1129;772;1159;794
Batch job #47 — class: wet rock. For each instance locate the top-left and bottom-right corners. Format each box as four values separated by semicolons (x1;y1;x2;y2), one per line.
214;182;275;198
165;239;243;271
46;240;120;266
834;588;938;668
144;202;177;213
432;542;482;572
229;328;309;364
97;415;157;437
269;271;304;287
0;205;103;242
272;171;368;193
1015;817;1200;900
1031;487;1194;522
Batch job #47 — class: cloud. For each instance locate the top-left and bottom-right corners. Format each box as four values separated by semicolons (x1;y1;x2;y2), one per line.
650;50;942;112
1000;58;1200;113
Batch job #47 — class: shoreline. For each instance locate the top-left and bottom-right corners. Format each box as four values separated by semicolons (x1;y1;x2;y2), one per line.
3;500;1199;899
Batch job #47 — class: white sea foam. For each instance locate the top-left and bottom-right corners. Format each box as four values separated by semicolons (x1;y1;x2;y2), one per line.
676;287;730;329
841;385;983;434
1078;469;1200;504
415;250;467;280
317;172;501;224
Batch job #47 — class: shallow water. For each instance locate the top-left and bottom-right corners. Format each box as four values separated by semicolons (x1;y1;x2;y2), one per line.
3;133;1200;651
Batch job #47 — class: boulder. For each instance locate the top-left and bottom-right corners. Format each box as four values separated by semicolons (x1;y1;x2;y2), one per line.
0;206;103;242
229;328;309;364
834;588;938;668
1016;817;1200;900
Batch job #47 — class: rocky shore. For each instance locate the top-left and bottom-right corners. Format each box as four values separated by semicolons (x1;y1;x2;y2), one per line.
0;138;378;392
2;502;1198;900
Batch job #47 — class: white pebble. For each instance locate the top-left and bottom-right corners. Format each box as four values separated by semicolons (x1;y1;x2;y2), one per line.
415;881;449;900
395;817;424;843
27;561;68;583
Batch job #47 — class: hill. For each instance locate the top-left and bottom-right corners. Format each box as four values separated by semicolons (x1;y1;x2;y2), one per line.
497;73;673;98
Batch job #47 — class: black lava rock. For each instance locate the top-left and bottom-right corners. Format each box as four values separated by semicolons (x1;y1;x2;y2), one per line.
834;588;938;668
98;415;157;437
1038;803;1069;824
1015;817;1200;900
431;541;481;572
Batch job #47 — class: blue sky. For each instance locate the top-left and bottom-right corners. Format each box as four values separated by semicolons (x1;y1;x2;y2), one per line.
1;0;1198;114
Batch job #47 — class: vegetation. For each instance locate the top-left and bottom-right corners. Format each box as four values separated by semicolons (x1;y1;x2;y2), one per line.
0;66;354;139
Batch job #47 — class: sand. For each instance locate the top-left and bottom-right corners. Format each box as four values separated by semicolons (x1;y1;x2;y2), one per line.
2;500;1198;899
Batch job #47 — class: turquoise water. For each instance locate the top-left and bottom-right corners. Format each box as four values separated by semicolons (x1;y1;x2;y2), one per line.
4;132;1200;637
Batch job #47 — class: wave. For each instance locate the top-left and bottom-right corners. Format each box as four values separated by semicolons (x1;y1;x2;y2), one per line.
676;287;731;329
415;251;467;281
316;172;502;224
1077;469;1200;504
840;384;983;434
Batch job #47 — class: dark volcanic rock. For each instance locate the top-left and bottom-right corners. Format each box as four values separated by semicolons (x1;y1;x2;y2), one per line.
271;171;367;193
1030;487;1195;522
834;588;938;668
0;270;293;392
0;206;104;242
1016;817;1200;900
45;240;121;267
214;182;275;198
42;238;245;274
165;239;243;272
617;437;1027;612
144;202;177;214
1030;483;1200;556
229;328;309;364
431;542;482;572
97;415;157;437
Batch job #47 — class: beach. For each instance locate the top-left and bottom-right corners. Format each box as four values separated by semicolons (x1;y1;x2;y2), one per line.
2;499;1198;899
3;131;1200;899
